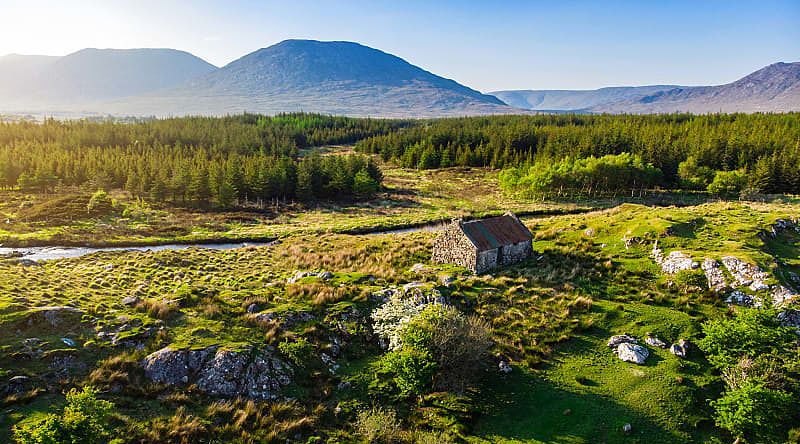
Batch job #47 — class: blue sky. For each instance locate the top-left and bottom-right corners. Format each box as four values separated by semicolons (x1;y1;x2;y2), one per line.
1;0;798;91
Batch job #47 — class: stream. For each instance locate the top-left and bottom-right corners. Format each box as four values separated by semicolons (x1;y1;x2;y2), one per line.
0;222;446;262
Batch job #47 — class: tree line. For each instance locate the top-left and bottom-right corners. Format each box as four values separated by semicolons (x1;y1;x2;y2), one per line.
356;113;800;194
0;113;394;208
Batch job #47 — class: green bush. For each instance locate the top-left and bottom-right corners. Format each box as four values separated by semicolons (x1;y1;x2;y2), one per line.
278;336;314;367
13;386;114;444
378;348;437;398
86;189;114;216
400;304;493;392
707;170;747;196
711;381;794;442
354;407;403;443
698;308;796;370
671;268;708;291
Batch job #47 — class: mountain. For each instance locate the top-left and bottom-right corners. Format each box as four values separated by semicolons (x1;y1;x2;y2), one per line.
101;39;515;117
0;54;59;100
0;48;217;109
490;85;679;112
593;62;800;113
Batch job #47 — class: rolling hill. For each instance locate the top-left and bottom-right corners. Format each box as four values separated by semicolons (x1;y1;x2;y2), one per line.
593;62;800;113
492;62;800;114
106;39;515;117
0;48;217;110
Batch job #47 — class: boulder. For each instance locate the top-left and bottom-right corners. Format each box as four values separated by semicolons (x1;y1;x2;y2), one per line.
317;271;334;280
622;423;633;434
721;257;771;289
670;339;689;358
498;361;512;373
607;334;638;349
122;296;141;306
725;290;758;307
771;285;798;307
617;343;649;364
142;346;291;399
701;259;728;292
644;334;667;348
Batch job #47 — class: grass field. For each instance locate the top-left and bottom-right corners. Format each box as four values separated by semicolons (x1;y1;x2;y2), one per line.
1;161;798;442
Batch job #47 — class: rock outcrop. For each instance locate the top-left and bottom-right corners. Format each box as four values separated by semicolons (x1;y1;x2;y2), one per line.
617;343;649;364
701;258;728;292
142;346;291;399
652;243;698;274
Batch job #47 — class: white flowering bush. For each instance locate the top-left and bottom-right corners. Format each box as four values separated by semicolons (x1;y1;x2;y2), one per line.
372;294;430;350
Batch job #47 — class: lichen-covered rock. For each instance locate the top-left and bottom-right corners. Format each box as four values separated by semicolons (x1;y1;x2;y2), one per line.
670;339;690;358
721;256;771;289
645;334;667;348
652;243;698;274
607;334;638;349
196;349;249;397
778;310;800;330
725;290;759;307
142;346;291;399
617;343;649;364
142;347;189;385
701;258;728;292
771;285;798;307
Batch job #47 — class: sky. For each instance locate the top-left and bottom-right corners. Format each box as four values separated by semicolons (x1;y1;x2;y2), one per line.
1;0;798;92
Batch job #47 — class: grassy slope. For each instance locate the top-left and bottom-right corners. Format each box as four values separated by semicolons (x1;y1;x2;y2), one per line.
0;165;719;248
1;179;798;442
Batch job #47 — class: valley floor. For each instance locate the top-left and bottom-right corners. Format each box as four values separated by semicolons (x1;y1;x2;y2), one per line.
1;167;799;443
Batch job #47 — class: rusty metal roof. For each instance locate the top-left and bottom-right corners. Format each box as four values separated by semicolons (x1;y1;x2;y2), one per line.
460;214;532;251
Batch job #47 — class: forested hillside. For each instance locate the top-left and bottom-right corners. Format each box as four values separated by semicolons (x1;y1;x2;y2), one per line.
356;113;800;194
0;114;405;207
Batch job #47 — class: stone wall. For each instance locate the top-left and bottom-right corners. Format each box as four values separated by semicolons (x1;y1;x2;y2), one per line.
476;249;499;273
432;220;478;271
501;241;533;266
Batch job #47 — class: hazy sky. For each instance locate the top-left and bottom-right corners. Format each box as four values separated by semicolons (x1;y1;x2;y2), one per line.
1;0;798;91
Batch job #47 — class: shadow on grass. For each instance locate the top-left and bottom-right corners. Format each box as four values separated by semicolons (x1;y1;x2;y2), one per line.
474;367;688;444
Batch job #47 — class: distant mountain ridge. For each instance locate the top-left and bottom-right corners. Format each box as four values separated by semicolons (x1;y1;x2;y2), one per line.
0;40;797;117
0;48;217;108
490;86;679;112
492;62;800;113
112;39;513;117
593;62;800;113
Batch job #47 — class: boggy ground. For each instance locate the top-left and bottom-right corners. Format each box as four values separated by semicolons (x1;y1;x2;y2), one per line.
0;165;713;248
1;199;798;442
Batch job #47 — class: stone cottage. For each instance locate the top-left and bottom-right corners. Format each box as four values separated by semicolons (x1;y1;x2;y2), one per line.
432;212;533;273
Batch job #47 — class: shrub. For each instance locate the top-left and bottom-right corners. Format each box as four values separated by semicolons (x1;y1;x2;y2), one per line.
353;168;380;197
13;386;113;444
707;170;746;196
400;304;493;392
354;407;403;443
698;308;796;370
711;381;794;442
278;336;314;367
86;189;114;215
378;348;437;398
671;268;708;291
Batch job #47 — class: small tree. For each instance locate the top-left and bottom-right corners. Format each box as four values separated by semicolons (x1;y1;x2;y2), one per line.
87;189;113;216
711;381;794;442
707;170;747;197
352;168;380;197
13;386;114;444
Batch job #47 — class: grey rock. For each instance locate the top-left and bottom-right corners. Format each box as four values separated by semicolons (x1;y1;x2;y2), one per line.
670;340;689;358
317;271;334;280
142;346;291;399
644;334;667;348
122;296;141;306
498;361;512;373
607;334;638;348
701;258;727;292
725;290;759;307
622;423;633;434
617;343;649;364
